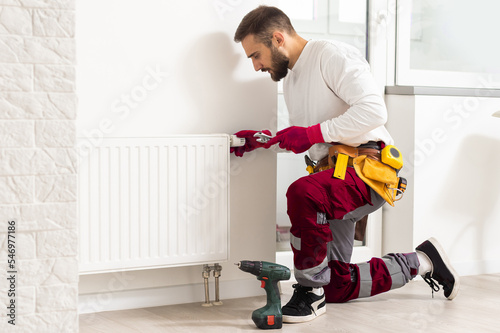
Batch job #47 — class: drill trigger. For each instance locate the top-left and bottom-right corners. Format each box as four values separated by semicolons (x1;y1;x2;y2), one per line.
261;280;266;288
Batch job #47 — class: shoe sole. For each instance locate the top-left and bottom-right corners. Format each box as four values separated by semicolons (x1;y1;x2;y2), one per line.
282;303;326;323
418;237;460;300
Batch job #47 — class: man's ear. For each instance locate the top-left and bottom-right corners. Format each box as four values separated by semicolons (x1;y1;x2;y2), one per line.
273;31;285;47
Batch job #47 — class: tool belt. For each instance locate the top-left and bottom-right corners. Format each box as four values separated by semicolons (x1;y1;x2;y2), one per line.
305;143;407;207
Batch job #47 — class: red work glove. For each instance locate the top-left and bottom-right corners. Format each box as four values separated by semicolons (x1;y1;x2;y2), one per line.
230;129;272;157
265;124;324;154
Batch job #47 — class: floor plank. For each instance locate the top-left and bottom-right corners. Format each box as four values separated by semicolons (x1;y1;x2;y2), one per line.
80;274;500;332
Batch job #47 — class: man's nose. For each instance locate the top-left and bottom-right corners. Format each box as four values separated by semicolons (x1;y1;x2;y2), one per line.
252;60;262;71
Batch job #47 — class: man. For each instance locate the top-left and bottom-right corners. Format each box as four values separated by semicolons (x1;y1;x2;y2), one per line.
232;5;459;323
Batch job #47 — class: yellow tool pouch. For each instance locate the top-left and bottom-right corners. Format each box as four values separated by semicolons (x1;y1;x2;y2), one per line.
308;144;407;206
353;155;401;206
362;157;398;185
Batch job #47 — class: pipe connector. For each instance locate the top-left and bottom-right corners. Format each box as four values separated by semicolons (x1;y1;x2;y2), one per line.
201;263;223;307
202;264;213;307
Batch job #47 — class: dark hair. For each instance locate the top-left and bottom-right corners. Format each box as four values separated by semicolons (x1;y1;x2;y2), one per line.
234;5;296;47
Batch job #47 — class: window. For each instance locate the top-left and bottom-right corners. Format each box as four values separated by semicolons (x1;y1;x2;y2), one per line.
396;0;500;89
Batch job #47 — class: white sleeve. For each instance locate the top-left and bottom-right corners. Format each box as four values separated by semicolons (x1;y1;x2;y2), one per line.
319;50;388;143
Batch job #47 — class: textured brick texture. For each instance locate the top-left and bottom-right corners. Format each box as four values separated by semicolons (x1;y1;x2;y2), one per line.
0;1;77;332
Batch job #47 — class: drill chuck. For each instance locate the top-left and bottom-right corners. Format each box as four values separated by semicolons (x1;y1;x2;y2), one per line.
236;260;262;276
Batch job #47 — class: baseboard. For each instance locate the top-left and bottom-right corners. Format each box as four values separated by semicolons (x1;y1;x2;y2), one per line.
275;251;294;270
452;259;500;276
276;250;500;277
79;277;263;314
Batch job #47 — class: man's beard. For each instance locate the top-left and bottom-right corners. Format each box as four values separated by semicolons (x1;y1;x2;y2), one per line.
265;45;289;82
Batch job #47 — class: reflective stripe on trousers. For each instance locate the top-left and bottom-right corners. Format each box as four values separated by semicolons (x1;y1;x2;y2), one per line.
357;253;419;298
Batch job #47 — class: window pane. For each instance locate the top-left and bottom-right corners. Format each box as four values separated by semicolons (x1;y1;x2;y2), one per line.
278;0;316;21
410;0;500;74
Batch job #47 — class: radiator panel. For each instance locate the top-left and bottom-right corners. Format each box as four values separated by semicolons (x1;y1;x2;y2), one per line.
78;136;230;274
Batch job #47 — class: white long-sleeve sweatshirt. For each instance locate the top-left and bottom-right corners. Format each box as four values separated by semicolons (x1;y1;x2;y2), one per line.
283;40;393;160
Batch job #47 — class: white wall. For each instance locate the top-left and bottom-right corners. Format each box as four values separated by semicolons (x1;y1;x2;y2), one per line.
0;1;78;332
77;0;279;312
382;95;415;253
385;94;500;275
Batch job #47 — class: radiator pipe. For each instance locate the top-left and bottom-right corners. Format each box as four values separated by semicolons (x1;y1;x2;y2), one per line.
201;264;212;307
213;263;223;306
201;263;223;307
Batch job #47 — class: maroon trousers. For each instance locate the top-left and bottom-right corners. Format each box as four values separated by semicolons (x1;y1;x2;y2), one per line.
286;167;418;302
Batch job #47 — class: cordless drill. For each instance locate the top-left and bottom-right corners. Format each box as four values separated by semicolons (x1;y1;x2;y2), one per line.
236;260;291;329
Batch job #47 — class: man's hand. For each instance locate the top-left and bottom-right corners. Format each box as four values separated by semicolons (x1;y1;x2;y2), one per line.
265;124;324;154
230;129;273;157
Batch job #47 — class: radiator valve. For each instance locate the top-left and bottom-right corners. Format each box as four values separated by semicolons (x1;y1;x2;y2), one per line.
229;135;245;147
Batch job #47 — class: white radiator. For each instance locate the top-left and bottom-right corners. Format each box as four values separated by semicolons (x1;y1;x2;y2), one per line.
77;135;230;274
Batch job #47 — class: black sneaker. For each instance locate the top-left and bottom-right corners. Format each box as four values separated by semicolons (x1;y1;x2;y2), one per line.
416;237;460;300
282;284;326;323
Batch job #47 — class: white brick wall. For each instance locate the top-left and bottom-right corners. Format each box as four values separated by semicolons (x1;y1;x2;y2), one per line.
0;1;77;332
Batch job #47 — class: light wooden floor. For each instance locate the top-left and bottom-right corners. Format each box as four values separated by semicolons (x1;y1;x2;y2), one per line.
80;273;500;333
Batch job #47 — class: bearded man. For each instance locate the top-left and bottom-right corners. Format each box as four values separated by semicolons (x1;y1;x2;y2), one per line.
232;5;459;323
